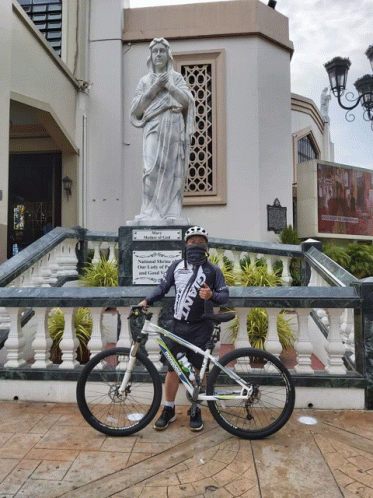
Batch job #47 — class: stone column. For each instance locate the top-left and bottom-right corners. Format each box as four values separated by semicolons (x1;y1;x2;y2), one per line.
0;0;12;263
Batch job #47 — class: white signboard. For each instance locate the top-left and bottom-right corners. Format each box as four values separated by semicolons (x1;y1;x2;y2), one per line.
132;229;182;241
133;250;182;284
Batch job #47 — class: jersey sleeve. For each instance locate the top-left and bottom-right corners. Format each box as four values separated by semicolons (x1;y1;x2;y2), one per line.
210;266;229;306
144;260;179;305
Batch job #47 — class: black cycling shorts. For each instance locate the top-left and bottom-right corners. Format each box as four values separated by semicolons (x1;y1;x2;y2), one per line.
166;319;213;372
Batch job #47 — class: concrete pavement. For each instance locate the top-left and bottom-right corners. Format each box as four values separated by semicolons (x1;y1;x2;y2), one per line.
0;400;372;497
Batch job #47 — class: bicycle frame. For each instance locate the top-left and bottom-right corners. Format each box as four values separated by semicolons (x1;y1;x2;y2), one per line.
119;316;253;401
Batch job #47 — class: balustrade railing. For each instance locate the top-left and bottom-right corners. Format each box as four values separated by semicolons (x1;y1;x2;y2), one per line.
0;228;371;407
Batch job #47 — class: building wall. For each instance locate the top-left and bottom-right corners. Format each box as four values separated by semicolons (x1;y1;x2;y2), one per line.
113;0;293;242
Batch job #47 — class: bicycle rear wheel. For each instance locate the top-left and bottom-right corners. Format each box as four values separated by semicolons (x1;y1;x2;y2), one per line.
76;348;162;436
207;348;295;439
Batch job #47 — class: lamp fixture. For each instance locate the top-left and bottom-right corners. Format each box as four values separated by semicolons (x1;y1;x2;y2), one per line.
62;176;73;199
324;45;373;128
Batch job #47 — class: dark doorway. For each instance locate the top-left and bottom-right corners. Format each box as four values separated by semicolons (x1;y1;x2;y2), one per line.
7;153;62;258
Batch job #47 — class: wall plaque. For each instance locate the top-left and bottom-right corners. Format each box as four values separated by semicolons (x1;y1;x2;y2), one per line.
132;229;182;241
132;250;182;285
267;198;287;233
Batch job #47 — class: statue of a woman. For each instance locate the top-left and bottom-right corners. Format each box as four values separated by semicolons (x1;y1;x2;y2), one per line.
130;38;195;223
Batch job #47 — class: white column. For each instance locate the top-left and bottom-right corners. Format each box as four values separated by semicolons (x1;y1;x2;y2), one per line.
0;0;11;264
325;308;347;374
341;308;354;355
87;307;105;362
264;308;282;359
116;307;132;349
65;240;79;276
264;255;273;273
92;241;101;264
47;247;59;285
107;242;117;263
59;308;79;369
4;308;26;368
294;308;314;374
32;308;53;368
279;256;292;286
145;307;163;370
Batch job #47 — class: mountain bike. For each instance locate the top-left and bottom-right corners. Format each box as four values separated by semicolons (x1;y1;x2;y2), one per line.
76;306;295;439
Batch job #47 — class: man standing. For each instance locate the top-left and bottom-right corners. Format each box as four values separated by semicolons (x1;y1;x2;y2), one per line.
139;226;229;431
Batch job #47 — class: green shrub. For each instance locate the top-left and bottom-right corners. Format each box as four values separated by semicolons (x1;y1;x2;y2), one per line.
323;243;351;269
79;257;118;287
346;243;373;279
278;225;300;245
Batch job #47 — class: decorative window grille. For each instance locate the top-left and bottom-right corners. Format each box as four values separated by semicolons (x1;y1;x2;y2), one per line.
174;50;226;206
181;64;213;195
18;0;62;57
298;134;318;163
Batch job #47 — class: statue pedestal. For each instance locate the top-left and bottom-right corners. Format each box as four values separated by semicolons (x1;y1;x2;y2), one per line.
118;225;190;286
126;218;190;227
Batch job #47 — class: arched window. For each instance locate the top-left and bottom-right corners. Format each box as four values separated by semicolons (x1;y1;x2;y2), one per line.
298;134;318;163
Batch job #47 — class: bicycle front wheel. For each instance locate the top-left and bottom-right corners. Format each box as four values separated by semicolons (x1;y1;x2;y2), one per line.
207;348;295;439
76;348;162;437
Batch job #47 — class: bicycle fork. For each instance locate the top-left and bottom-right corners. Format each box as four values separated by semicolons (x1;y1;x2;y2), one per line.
118;340;142;395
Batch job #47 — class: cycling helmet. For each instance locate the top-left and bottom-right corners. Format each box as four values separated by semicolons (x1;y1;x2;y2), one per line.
184;226;209;243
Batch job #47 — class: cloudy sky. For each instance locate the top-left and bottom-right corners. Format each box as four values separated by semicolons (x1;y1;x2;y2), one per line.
129;0;372;169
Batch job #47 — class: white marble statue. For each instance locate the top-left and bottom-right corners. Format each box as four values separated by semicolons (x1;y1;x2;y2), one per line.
130;38;195;224
320;87;331;122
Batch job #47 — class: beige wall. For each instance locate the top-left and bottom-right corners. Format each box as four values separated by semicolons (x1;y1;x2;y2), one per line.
11;2;79;143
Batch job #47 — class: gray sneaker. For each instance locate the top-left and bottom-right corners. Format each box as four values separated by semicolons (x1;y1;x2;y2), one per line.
154;406;176;430
189;406;204;432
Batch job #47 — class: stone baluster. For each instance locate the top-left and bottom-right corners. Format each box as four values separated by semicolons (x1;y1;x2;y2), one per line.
145;307;163;370
40;255;53;287
4;308;26;368
116;306;132;369
87;307;105;364
57;241;78;277
308;267;318;286
0;309;10;332
341;308;354;354
231;250;241;271
294;308;314;374
264;309;282;359
31;308;53;368
325;308;347;374
56;243;68;277
279;256;292;286
107;242;117;263
59;308;79;369
65;240;79;276
22;266;34;287
234;307;251;372
316;308;329;329
47;248;59;285
92;241;101;265
248;252;258;264
30;260;44;287
264;255;274;273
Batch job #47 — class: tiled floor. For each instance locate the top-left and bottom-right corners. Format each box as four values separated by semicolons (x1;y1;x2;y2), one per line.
0;401;373;497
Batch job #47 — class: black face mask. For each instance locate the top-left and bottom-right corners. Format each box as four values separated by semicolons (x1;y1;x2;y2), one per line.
185;244;208;266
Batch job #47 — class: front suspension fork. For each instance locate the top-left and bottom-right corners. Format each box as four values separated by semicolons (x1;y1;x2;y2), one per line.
118;340;142;394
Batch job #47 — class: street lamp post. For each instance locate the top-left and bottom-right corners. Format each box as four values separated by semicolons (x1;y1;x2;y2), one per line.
324;45;373;128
